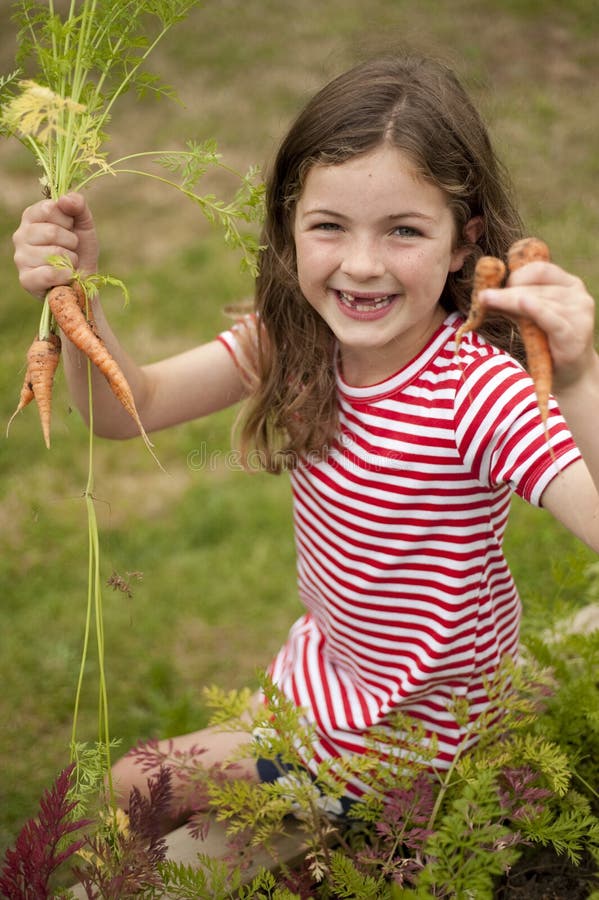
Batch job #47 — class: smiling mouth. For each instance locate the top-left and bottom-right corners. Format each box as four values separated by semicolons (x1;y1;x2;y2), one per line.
337;290;396;312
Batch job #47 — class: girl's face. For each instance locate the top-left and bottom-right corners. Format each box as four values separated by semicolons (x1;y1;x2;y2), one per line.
293;143;476;386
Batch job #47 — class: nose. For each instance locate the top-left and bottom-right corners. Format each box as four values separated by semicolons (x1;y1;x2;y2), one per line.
339;234;386;281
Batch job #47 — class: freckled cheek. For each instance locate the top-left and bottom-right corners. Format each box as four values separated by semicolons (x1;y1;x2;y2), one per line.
396;254;451;300
413;247;454;277
296;245;334;288
392;257;428;287
295;256;321;302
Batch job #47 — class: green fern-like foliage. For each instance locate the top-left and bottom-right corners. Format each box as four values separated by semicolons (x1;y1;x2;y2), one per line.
158;858;303;899
113;622;598;899
417;768;520;897
16;582;595;897
190;638;599;897
12;0;198;105
328;851;389;899
158;855;244;899
528;632;599;812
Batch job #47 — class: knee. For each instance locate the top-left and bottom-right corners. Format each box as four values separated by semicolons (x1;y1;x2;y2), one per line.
109;750;151;809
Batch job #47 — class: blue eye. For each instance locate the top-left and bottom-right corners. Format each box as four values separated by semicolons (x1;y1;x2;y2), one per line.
314;222;342;231
393;225;419;237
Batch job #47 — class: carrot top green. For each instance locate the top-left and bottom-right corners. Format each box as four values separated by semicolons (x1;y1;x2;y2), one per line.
0;0;263;812
0;1;264;340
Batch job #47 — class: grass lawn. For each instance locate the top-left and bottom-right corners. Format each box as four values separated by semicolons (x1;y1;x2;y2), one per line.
0;0;598;858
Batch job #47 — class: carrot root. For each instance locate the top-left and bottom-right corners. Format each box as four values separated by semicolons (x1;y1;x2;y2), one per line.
6;368;36;438
455;255;507;351
8;333;62;448
506;237;551;273
47;284;163;469
506;237;552;427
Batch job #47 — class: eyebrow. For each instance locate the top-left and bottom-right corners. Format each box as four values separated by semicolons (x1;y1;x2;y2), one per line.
301;208;436;222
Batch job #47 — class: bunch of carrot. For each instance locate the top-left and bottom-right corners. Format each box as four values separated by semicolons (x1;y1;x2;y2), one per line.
455;236;552;427
8;279;154;455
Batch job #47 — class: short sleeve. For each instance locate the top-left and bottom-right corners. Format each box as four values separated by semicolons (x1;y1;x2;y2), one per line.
217;313;260;386
454;351;581;506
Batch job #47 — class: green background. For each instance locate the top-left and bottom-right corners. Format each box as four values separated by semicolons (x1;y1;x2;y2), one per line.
0;0;598;856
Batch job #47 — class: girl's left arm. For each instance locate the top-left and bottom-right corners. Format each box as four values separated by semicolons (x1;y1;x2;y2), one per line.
482;261;599;553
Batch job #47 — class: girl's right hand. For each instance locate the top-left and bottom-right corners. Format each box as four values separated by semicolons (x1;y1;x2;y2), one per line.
12;192;99;300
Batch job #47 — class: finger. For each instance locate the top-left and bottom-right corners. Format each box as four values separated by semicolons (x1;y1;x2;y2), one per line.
481;284;595;363
21;198;75;230
14;221;79;252
59;194;98;274
14;241;79;271
479;284;544;315
482;274;588;316
18;263;75;300
507;260;579;288
57;191;86;216
57;192;96;235
480;288;564;330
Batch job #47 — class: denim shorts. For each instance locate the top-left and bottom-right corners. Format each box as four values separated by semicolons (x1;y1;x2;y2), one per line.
256;753;356;819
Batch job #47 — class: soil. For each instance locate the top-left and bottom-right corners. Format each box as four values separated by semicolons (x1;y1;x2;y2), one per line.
495;847;599;900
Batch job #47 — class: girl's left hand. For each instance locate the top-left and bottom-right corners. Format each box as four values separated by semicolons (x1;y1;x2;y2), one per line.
480;260;597;392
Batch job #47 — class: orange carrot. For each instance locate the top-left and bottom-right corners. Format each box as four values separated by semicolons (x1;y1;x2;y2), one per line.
506;237;552;427
7;368;35;430
455;255;506;351
69;278;98;331
7;333;62;448
46;283;159;463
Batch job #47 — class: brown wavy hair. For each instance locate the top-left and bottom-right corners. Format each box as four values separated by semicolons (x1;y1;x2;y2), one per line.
237;54;525;472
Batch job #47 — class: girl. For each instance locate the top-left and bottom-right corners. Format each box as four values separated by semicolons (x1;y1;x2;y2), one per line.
12;54;599;816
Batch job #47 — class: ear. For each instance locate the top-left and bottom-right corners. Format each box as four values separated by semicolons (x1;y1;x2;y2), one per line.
449;216;484;272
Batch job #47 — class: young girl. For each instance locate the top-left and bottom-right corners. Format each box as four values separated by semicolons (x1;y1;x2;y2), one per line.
12;54;599;815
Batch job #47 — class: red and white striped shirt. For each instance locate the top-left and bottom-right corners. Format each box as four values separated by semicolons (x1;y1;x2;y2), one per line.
219;312;580;797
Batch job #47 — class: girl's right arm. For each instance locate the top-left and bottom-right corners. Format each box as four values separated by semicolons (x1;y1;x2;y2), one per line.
13;193;248;438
